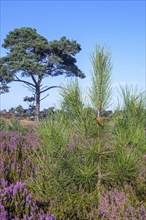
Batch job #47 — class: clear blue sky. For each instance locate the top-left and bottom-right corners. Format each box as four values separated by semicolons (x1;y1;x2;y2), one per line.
0;0;145;111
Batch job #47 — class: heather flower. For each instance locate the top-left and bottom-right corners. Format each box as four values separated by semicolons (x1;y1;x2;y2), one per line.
98;188;146;219
0;131;40;184
0;181;55;219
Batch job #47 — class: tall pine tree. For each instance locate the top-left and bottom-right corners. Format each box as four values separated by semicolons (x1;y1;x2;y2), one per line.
0;27;85;120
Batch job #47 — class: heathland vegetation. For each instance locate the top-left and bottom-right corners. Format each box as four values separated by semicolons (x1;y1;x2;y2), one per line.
0;29;146;219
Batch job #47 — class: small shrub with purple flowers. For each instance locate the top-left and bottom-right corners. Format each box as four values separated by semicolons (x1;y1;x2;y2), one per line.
0;131;39;184
98;188;146;220
0;179;55;220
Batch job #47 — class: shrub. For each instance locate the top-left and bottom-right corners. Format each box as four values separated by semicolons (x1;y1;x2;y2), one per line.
0;179;55;220
104;149;140;186
8;118;29;134
0;117;9;131
98;188;146;220
106;85;146;186
114;85;145;151
0;117;29;133
28;115;112;219
0;131;39;184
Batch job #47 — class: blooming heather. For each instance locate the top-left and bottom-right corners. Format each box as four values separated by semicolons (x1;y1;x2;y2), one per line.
0;180;55;219
0;131;39;184
98;188;146;219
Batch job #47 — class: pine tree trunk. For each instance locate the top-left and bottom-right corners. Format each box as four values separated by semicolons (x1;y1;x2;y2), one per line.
35;87;40;121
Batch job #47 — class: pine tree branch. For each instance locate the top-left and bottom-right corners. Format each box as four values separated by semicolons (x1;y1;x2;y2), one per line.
40;94;49;101
40;85;64;94
14;75;35;87
31;74;37;86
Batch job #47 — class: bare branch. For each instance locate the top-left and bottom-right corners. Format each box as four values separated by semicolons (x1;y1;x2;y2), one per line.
40;93;49;101
14;75;35;87
31;74;37;86
23;84;35;92
40;85;64;94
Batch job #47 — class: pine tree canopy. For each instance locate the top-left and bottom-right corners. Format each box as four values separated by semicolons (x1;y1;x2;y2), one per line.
0;27;85;82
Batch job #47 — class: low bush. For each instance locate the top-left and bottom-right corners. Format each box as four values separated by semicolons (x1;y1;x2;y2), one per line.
0;131;39;184
98;188;146;220
0;117;29;133
0;179;55;220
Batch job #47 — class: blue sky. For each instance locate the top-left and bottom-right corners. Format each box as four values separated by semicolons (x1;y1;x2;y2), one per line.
0;0;145;111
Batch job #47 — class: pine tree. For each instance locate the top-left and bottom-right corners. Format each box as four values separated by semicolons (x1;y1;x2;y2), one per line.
0;27;85;121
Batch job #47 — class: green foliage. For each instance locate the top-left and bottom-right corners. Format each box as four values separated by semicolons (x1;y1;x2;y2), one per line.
103;85;146;186
8;118;28;133
15;105;24;115
60;79;83;119
89;45;112;117
75;106;98;138
60;79;99;138
1;84;145;218
135;157;146;201
1;27;85;79
9;107;15;113
105;149;139;186
114;85;145;151
0;117;9;131
0;82;9;94
27;111;114;218
0;117;29;133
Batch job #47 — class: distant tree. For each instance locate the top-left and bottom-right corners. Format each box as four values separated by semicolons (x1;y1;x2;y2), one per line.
40;107;56;119
15;105;24;115
9;107;15;114
1;109;7;113
0;27;85;121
